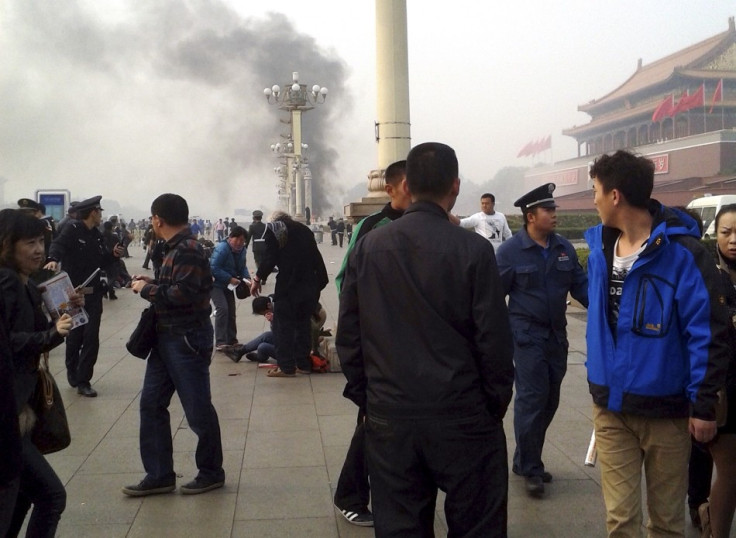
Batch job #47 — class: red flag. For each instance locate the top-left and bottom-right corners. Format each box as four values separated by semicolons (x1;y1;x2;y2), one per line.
709;79;723;113
652;94;674;122
517;140;532;158
541;135;551;151
673;84;705;115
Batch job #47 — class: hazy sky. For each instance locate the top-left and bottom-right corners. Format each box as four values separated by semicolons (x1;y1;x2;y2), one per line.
1;1;733;218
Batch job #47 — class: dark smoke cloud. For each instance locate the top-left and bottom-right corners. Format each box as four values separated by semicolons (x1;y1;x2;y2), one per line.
0;0;350;216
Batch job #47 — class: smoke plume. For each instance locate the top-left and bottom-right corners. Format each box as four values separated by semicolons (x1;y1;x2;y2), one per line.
0;0;350;217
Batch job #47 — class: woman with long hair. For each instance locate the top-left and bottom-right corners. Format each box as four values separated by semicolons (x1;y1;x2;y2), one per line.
0;209;74;537
702;203;736;537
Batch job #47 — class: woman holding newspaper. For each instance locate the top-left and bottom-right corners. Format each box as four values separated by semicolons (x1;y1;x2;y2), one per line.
0;209;80;537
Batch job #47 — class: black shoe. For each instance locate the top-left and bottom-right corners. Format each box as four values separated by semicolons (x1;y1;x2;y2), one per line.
180;476;224;495
142;265;150;269
67;372;77;388
542;471;553;483
122;478;175;497
108;292;118;300
335;505;374;527
525;475;544;497
224;347;244;363
244;351;264;363
77;384;97;398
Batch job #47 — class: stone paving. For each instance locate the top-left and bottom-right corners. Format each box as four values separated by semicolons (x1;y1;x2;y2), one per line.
30;241;717;537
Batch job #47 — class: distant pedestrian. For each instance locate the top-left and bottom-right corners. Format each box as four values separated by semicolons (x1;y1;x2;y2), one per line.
336;219;345;248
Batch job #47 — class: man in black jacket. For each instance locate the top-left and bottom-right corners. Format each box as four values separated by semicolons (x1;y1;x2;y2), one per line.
337;142;515;537
249;212;328;377
45;196;123;397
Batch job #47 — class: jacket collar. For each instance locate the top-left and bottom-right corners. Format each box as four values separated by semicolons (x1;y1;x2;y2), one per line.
404;200;450;219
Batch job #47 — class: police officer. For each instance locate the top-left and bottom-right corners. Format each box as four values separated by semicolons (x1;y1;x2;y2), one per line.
44;196;124;397
495;183;588;497
248;210;267;281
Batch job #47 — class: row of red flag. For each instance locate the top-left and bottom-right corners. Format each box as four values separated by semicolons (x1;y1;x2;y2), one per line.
651;79;723;122
517;135;551;157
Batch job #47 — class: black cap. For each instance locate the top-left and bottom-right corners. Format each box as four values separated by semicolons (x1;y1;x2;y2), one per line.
75;195;103;213
252;210;263;218
514;183;557;211
17;198;43;212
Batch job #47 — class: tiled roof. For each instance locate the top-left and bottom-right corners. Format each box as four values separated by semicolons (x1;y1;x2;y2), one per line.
579;27;733;113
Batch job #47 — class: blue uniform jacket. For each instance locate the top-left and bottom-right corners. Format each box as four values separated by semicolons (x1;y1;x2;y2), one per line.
210;240;249;290
584;202;730;420
495;227;588;343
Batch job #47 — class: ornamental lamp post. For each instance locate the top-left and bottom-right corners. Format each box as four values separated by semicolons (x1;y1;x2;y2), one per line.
263;72;327;220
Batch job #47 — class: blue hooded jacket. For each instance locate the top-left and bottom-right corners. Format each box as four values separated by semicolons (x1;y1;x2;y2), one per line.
210;240;249;290
584;201;730;420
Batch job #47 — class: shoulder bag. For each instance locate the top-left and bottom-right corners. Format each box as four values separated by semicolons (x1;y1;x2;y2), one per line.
31;353;71;454
126;305;157;359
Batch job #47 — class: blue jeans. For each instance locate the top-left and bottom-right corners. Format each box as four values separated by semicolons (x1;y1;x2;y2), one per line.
242;331;275;362
139;324;224;484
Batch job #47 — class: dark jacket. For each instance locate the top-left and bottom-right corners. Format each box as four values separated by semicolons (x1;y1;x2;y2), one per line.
585;202;730;420
337;201;515;419
0;268;64;409
48;220;118;292
495;227;588;342
256;219;328;301
248;221;267;251
139;230;213;333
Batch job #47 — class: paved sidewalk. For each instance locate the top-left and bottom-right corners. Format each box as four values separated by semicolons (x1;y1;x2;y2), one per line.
33;242;712;537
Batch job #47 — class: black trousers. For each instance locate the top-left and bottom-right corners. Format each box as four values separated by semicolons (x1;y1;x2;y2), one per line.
334;410;369;511
272;293;317;373
366;410;508;538
65;292;103;386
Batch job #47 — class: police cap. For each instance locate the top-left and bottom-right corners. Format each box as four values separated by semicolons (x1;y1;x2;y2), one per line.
75;195;103;213
252;210;263;218
514;183;557;211
17;198;43;212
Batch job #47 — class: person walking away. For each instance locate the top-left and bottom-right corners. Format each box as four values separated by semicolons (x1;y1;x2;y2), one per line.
333;159;410;526
248;211;267;281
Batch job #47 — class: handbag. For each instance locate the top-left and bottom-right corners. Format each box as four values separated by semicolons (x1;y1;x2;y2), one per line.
126;305;157;359
31;353;71;455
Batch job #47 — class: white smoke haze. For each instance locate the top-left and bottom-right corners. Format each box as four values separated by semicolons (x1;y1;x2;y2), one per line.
0;0;351;218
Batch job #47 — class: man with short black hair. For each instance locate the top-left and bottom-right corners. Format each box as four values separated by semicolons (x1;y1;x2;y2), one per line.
338;142;514;536
124;193;225;497
586;150;730;536
451;192;512;251
210;225;250;349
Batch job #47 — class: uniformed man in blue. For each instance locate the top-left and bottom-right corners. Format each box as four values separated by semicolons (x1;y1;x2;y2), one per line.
495;183;588;497
45;195;123;397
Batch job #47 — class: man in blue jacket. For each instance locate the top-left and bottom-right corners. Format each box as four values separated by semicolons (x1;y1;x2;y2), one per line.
210;226;250;350
586;150;730;537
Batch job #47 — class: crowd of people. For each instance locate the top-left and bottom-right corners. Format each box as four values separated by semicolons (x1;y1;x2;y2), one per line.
1;146;736;537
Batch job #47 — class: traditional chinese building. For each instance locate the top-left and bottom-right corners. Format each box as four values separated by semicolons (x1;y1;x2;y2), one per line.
527;16;736;212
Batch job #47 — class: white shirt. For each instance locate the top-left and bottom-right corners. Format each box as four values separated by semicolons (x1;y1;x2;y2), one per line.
459;211;512;250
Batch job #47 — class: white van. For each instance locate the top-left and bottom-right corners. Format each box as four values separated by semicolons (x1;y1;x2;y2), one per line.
686;195;736;238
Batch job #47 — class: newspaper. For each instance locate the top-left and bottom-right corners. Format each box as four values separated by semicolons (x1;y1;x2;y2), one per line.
36;271;89;329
